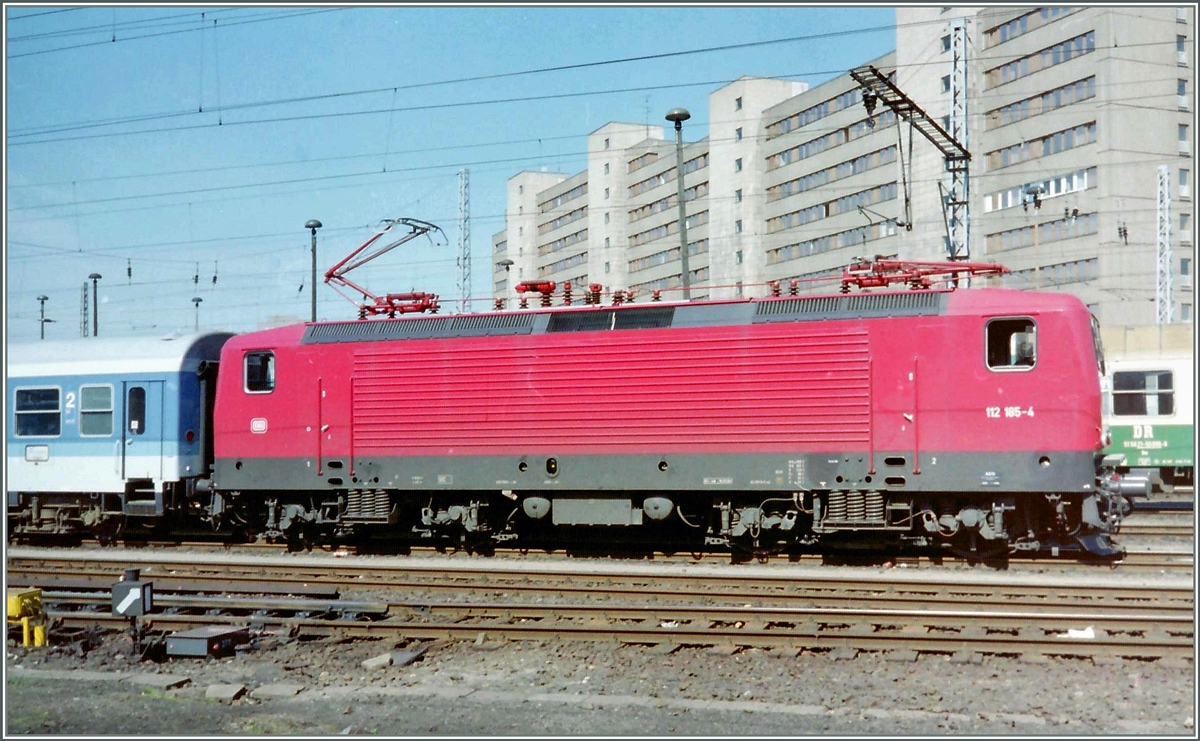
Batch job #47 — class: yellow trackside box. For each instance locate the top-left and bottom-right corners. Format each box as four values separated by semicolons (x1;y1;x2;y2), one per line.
7;588;46;648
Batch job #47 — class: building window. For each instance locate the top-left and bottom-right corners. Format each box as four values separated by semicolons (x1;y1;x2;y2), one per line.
735;96;743;111
244;351;276;393
941;75;951;93
736;250;743;264
735;158;743;172
14;387;61;437
986;318;1036;370
519;185;524;195
735;189;743;203
79;385;114;437
1179;35;1188;64
605;261;611;273
1182;169;1191;198
604;237;610;247
604;163;610;175
604;138;610;149
605;212;610;224
735;219;743;233
1181;123;1189;142
604;187;610;199
518;206;523;215
941;34;951;52
735;127;743;141
1183;304;1193;322
1181;212;1191;232
518;227;523;236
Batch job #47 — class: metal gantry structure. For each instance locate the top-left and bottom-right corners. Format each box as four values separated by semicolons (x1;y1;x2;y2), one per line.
1156;164;1174;324
457;168;472;314
850;61;972;261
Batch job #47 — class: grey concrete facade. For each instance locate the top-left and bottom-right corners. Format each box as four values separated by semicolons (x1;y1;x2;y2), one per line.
492;6;1195;329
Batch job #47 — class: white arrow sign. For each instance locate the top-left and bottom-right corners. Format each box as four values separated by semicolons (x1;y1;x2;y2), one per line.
117;590;139;614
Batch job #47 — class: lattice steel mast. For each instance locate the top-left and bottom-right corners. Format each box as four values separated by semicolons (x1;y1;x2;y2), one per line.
457;168;471;314
1156;164;1174;324
79;282;88;337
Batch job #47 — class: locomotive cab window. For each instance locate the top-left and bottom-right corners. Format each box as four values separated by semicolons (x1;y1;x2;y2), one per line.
1112;370;1174;416
986;318;1036;370
79;385;113;436
14;387;61;437
244;351;275;393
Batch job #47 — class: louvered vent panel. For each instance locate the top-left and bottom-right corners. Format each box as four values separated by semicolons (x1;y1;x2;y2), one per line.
755;297;841;316
303;313;534;344
754;291;944;322
845;291;941;312
449;313;536;332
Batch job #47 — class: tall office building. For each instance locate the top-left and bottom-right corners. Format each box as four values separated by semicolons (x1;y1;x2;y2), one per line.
493;6;1194;327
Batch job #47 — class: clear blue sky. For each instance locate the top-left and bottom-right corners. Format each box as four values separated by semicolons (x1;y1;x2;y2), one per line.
5;4;896;342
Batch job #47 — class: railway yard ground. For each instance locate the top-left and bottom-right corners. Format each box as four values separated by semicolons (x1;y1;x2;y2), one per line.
5;502;1197;736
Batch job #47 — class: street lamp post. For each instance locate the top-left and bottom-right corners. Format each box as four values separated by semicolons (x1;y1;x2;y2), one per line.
88;273;102;337
37;295;49;340
666;107;692;300
305;219;323;322
192;297;203;331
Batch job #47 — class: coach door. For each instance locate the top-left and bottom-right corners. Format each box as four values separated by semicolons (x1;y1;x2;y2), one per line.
121;381;164;481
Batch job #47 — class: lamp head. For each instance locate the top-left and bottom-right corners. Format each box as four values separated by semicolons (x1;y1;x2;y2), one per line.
665;107;690;131
305;219;322;231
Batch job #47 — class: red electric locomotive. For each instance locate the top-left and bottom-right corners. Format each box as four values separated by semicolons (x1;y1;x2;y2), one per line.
211;259;1132;558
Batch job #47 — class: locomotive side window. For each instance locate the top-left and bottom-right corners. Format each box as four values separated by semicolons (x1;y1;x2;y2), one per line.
986;318;1036;370
244;351;275;393
1112;370;1174;416
79;385;114;436
127;387;146;435
14;387;61;437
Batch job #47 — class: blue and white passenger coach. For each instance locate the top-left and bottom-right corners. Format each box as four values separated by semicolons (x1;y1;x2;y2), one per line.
7;332;233;537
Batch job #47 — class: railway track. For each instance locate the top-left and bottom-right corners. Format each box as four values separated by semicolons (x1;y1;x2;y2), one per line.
7;549;1194;664
38;532;1195;570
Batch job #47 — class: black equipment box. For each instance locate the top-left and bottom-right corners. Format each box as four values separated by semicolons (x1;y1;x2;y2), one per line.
166;626;251;658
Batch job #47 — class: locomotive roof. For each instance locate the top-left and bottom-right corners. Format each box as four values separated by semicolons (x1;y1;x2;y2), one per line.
7;331;235;378
222;286;1090;350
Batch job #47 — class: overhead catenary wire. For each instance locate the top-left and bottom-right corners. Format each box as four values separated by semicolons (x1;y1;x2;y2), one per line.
7;36;1182;147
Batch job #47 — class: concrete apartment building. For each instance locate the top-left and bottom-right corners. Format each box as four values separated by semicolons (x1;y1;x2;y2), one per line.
492;6;1195;328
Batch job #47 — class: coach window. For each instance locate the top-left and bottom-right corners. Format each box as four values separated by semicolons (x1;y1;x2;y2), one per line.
127;387;146;435
985;317;1036;370
79;385;114;436
1112;370;1174;416
245;351;276;393
14;388;61;437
